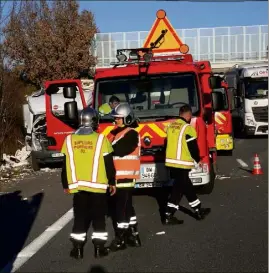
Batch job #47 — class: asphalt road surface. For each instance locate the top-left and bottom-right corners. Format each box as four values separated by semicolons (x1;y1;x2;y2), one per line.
0;136;267;273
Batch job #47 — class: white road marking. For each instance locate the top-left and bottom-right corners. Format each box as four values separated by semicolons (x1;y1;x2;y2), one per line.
1;208;73;273
156;231;165;235
236;158;249;168
216;176;231;180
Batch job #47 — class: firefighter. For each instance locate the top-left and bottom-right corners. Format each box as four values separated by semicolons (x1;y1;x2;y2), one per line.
164;104;211;225
99;95;120;116
60;106;116;259
108;103;141;251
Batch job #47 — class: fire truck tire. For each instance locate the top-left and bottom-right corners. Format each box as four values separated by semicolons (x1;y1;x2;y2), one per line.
31;153;40;172
201;161;215;194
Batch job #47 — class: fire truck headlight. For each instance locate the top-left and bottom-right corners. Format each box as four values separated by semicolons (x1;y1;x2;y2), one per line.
143;137;151;146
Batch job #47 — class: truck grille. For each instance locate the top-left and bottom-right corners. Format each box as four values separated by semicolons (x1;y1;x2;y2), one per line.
252;106;268;123
141;145;165;156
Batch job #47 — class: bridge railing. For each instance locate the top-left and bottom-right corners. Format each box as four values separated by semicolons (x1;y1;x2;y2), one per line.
93;25;268;68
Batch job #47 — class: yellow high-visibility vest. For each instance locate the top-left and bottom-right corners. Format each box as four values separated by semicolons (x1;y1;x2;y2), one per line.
61;132;113;193
165;118;197;169
99;103;112;116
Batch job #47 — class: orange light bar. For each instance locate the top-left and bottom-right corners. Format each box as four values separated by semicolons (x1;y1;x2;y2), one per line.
179;44;189;54
156;9;166;19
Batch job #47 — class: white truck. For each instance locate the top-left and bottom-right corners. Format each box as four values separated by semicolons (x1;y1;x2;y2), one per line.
22;79;94;171
225;63;268;136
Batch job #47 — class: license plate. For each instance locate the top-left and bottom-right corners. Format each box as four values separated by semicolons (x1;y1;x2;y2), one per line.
134;181;172;188
135;182;156;188
138;163;168;182
51;153;64;158
140;166;158;179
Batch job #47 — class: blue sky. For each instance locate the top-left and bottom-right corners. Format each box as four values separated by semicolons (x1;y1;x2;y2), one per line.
79;1;268;33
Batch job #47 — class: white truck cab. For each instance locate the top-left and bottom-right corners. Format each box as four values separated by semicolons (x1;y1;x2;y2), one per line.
225;63;268;136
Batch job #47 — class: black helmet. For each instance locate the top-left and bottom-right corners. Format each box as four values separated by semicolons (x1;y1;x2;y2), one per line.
79;106;99;130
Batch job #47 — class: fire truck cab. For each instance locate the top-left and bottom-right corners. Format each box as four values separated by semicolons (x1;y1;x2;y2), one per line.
91;50;225;193
44;9;226;194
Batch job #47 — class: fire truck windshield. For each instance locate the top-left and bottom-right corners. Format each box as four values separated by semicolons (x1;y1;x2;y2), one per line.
96;73;199;119
244;78;268;99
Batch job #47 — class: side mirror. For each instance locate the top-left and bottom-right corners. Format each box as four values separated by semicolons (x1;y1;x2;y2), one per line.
63;86;77;99
209;76;222;89
64;101;78;122
226;75;237;89
212;91;225;112
227;87;235;110
234;96;242;108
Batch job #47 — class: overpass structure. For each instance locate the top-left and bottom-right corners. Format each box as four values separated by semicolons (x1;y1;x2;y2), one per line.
93;25;268;72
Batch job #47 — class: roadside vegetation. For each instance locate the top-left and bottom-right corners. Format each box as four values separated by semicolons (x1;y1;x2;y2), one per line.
0;0;98;162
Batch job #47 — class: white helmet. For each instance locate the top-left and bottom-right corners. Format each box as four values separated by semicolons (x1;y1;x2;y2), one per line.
110;103;135;126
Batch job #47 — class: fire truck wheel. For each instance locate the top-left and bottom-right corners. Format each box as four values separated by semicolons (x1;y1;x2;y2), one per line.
31;153;41;172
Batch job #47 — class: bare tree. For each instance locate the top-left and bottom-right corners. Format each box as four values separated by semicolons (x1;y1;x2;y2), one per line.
0;1;25;160
3;0;98;86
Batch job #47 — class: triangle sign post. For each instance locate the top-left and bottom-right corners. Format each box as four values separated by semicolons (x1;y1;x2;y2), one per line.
143;9;189;55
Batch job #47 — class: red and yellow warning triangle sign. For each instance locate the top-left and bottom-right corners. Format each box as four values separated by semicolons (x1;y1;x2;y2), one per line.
143;9;189;54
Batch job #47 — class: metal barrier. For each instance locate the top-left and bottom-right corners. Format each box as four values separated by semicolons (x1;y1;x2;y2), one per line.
93;25;268;68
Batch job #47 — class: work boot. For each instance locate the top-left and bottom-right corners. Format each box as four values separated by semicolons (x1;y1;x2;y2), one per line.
194;206;211;220
109;229;127;252
94;244;110;258
69;238;85;259
126;225;141;247
162;212;184;225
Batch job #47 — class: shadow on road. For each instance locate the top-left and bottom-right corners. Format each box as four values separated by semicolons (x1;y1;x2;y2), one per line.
87;265;108;273
0;190;44;272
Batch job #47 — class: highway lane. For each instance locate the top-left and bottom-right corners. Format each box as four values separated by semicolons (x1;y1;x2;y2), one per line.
0;136;267;272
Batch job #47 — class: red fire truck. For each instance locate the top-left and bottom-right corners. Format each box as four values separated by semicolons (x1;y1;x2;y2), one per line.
44;10;225;194
214;75;234;155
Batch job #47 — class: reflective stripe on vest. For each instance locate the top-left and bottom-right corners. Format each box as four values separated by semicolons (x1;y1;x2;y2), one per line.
66;134;108;190
116;170;140;176
113;155;139;160
116;181;136;188
111;127;140;180
165;123;195;167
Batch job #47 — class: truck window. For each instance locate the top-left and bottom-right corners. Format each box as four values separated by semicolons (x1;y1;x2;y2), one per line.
214;88;229;110
244;79;268;98
46;83;93;129
96;73;199;119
